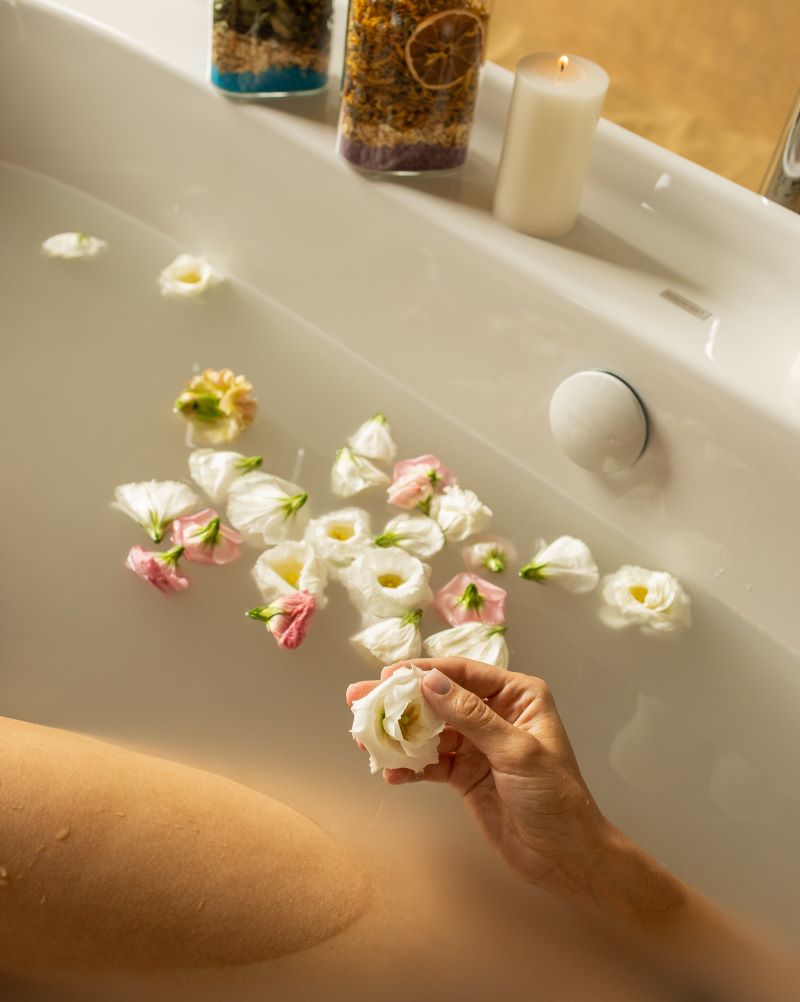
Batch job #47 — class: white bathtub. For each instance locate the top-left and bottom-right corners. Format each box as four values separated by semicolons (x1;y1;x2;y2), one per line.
1;0;799;995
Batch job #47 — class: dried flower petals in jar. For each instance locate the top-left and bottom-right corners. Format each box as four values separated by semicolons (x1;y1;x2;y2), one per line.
211;0;333;97
337;0;490;173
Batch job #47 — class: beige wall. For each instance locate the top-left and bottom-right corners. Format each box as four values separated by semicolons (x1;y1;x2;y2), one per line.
486;0;800;191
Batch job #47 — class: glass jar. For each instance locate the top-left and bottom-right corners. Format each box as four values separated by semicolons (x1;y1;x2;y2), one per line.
210;0;333;97
337;0;491;173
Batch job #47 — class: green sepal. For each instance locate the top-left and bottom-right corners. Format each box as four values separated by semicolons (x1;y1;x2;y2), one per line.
519;562;549;582
146;509;165;543
235;455;263;473
174;393;225;423
246;604;279;623
486;625;507;637
485;551;506;573
401;608;423;628
281;492;308;520
458;583;484;612
160;545;184;566
197;517;221;546
374;531;401;548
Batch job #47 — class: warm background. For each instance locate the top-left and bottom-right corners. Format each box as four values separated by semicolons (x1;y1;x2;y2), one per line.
486;0;800;191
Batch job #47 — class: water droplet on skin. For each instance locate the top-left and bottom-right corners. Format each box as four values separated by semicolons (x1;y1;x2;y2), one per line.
0;866;8;878
39;895;47;906
54;827;71;841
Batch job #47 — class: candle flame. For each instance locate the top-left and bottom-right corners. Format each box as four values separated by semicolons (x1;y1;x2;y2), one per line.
559;55;569;73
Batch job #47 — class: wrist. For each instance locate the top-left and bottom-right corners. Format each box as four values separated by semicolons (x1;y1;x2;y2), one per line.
584;821;690;926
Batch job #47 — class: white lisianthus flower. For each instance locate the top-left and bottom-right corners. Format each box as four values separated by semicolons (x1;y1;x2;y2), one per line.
430;485;492;542
189;449;263;505
600;566;692;637
423;622;510;668
304;508;372;568
462;535;518;574
113;480;199;543
373;513;445;560
341;549;432;619
159;254;222;300
253;541;328;608
350;609;423;666
347;413;397;465
227;473;309;545
42;231;107;259
519;536;599;594
350;666;445;774
331;447;390;498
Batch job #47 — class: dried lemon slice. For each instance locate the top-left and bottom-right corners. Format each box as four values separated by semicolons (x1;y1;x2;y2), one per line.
405;10;484;91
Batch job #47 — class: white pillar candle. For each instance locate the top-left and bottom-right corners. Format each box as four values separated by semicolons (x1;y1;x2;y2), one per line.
493;53;609;238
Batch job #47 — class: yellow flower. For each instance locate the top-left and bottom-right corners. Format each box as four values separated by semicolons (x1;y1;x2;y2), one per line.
174;368;257;446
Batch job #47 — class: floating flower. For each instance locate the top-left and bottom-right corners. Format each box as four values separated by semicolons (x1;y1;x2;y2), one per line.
253;541;328;607
42;231;107;259
519;536;599;594
341;548;432;619
462;535;518;574
227;473;309;545
247;590;316;649
387;454;457;512
430;485;492;542
331;447;390;497
350;665;445;774
304;508;372;568
350;609;423;666
126;544;189;594
373;513;445;560
113;480;199;543
347;413;397;465
423;623;509;669
159;254;222;300
433;571;507;626
170;508;242;565
600;566;692;637
174;368;257;447
188;449;263;505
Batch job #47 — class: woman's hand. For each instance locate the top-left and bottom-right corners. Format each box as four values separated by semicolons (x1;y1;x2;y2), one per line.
347;657;611;900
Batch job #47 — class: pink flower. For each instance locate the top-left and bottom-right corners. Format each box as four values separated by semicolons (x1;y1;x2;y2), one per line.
387;454;457;512
247;590;317;649
171;508;242;565
126;545;189;594
433;572;507;627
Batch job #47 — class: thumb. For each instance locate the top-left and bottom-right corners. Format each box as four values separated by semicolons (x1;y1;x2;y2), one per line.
421;667;522;763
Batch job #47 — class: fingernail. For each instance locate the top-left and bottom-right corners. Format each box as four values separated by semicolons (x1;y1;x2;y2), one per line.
424;668;451;695
345;684;359;701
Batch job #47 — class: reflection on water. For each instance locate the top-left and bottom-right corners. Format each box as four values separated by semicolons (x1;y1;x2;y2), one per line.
1;162;800;996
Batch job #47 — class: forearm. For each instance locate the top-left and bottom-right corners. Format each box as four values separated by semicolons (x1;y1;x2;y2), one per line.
574;822;797;1002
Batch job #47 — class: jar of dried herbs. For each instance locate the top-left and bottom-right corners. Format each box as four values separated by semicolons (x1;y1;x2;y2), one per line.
337;0;490;172
210;0;333;97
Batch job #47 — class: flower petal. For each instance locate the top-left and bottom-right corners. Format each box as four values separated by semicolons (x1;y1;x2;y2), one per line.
423;623;509;668
347;414;397;465
159;254;222;300
42;231;107;259
350;666;445;774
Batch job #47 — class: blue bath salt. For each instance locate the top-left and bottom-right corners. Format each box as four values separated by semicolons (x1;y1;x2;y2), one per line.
211;65;327;95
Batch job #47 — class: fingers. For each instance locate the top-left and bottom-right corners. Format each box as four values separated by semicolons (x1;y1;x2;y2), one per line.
420;667;539;768
345;680;379;707
384;756;455;785
381;657;508;698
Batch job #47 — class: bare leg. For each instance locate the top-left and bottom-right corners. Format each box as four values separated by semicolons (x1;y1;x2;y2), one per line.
0;716;368;970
